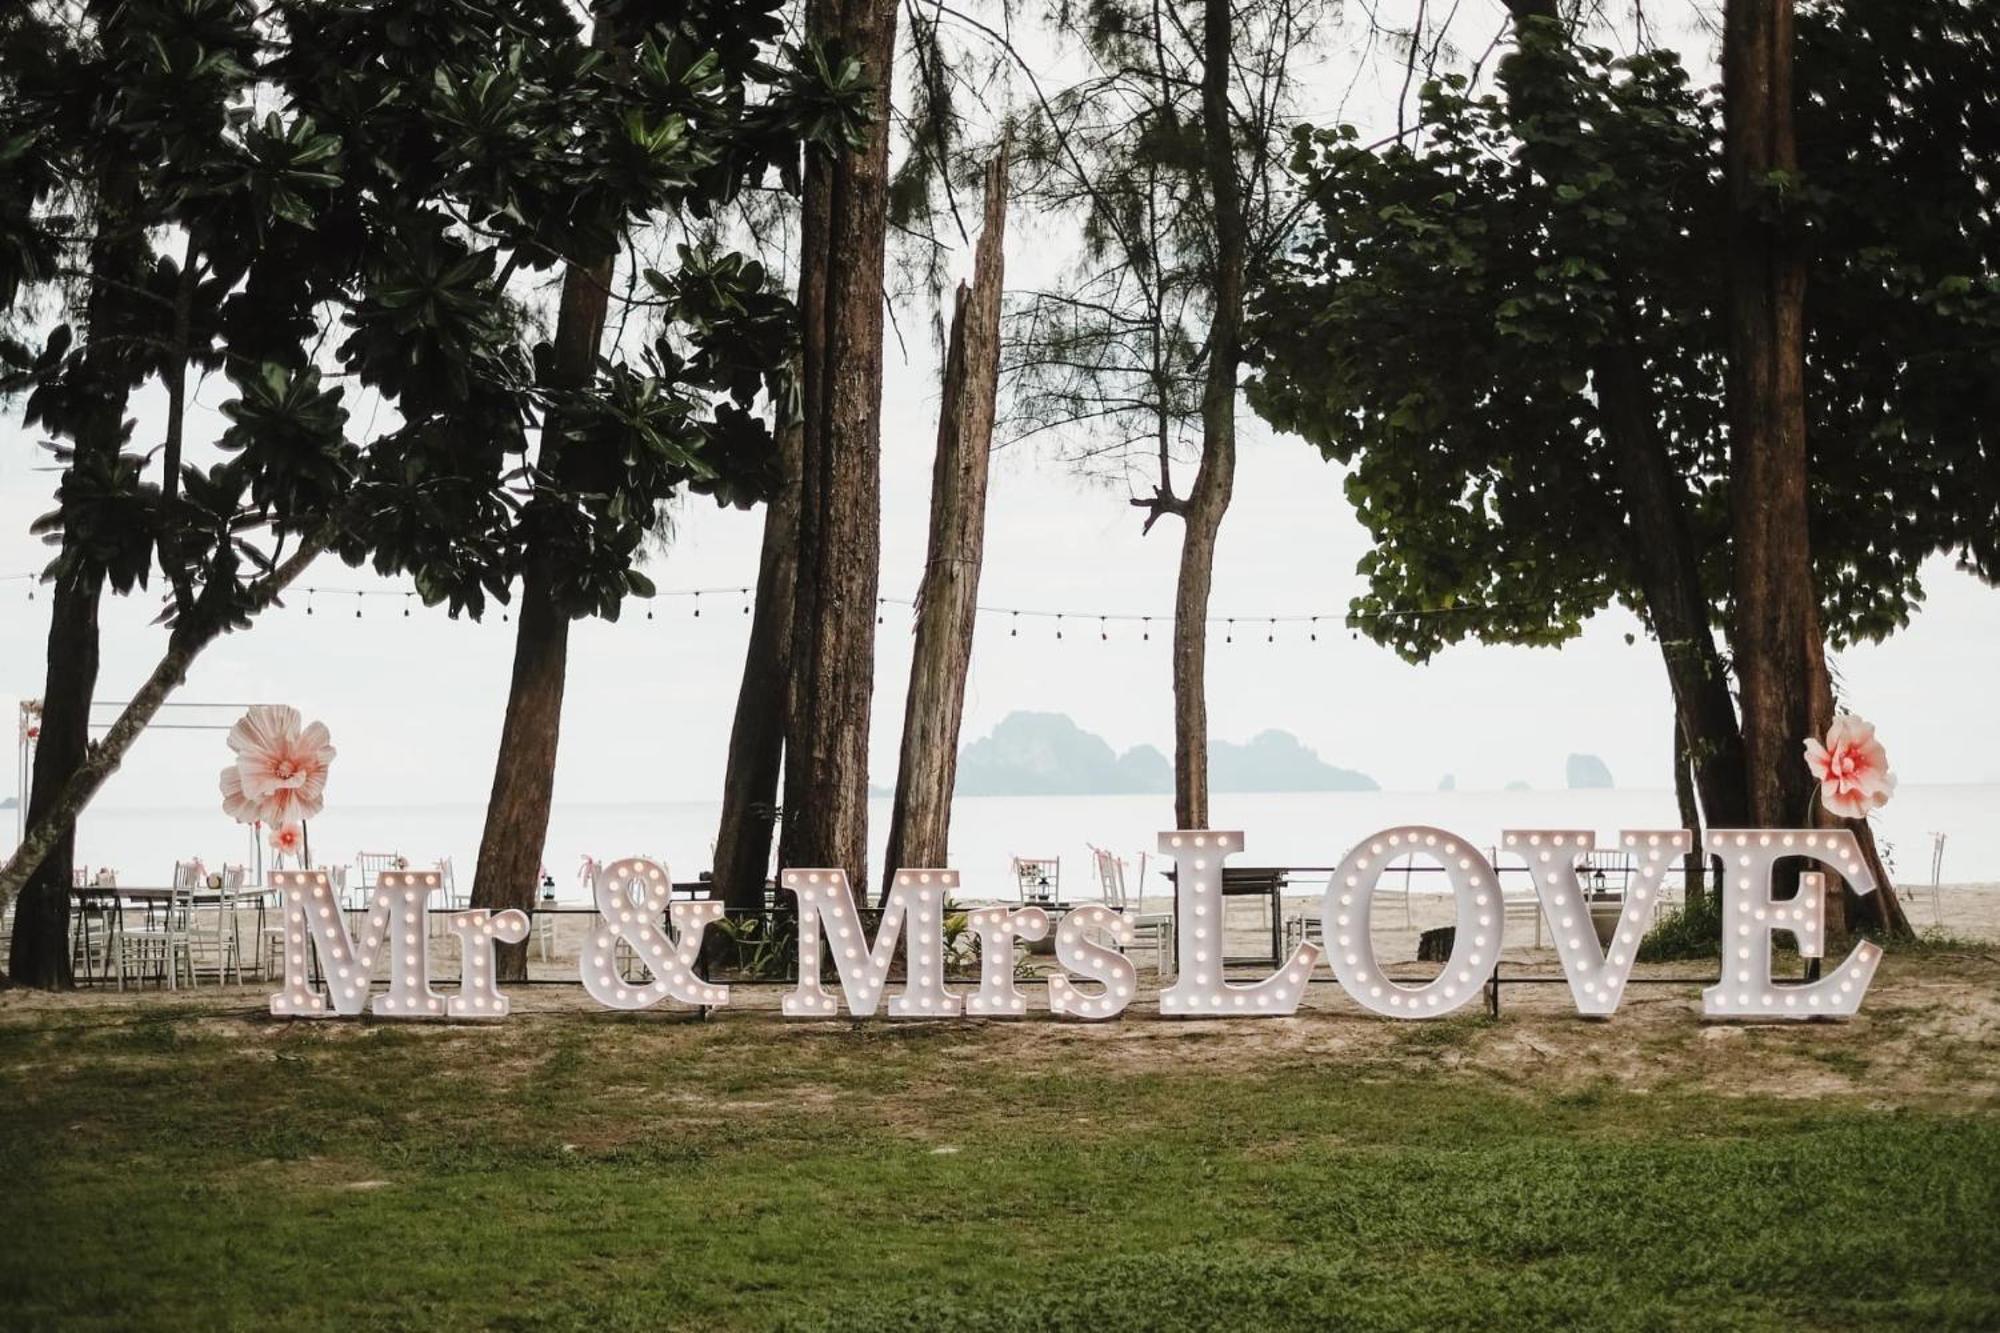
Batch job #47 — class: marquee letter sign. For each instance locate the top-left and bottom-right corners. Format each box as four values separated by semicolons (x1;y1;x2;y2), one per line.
1157;832;1321;1017
780;868;959;1018
1507;828;1684;1018
580;858;728;1011
1700;829;1883;1019
1325;827;1496;1019
269;869;526;1019
267;825;1896;1029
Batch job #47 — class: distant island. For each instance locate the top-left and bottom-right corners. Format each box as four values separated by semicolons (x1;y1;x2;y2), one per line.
1565;753;1615;789
955;712;1377;797
0;795;15;810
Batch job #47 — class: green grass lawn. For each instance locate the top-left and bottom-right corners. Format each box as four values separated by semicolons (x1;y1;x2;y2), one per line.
2;961;1997;1331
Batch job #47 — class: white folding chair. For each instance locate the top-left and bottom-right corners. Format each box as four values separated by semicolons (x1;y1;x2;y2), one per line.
1090;846;1175;976
118;881;193;990
1011;856;1061;907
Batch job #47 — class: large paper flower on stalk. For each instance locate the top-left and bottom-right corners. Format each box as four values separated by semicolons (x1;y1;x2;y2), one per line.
218;705;335;826
1804;713;1896;819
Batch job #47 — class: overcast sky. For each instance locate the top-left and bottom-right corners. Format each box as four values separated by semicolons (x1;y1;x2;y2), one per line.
3;0;1995;818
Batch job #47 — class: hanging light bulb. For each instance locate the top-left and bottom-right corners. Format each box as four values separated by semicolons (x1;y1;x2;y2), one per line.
741;587;751;615
1055;614;1064;641
1100;616;1108;641
1142;617;1151;642
693;591;701;618
1010;612;1018;638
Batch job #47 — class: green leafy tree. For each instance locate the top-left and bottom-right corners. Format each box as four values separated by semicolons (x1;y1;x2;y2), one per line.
0;0;861;985
1249;4;1995;926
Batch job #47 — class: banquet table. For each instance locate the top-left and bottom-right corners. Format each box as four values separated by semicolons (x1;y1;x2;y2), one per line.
67;885;276;984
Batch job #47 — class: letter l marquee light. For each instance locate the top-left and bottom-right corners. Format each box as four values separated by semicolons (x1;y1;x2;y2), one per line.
1157;831;1321;1017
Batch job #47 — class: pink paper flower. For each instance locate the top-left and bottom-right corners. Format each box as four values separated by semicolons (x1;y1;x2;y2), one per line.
221;705;335;826
219;764;258;822
268;822;304;862
1804;713;1896;819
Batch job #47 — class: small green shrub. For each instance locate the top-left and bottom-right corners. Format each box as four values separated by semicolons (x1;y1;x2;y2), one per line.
1637;894;1724;963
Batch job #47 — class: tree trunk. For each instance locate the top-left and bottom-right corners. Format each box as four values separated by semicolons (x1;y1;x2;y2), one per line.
7;566;102;987
5;146;146;988
712;409;803;912
469;253;614;981
1725;0;1816;836
779;0;897;886
1501;0;1751;838
1672;714;1708;909
1169;0;1248;832
1594;331;1752;833
882;151;1008;896
0;536;329;911
1724;0;1909;940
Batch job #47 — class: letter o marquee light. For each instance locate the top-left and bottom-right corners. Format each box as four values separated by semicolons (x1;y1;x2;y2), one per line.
1324;826;1498;1019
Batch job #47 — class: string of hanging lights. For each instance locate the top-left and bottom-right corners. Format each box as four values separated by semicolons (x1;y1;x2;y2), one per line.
2;571;1533;639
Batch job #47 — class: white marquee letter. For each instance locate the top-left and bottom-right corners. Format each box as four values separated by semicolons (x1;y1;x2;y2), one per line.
1048;904;1138;1021
781;869;959;1018
446;908;530;1018
1325;827;1497;1019
1702;830;1883;1020
964;905;1048;1017
580;858;728;1011
1158;832;1320;1017
1503;828;1686;1016
268;869;448;1019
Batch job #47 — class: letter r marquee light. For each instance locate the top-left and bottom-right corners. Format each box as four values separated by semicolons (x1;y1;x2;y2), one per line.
265;825;1892;1027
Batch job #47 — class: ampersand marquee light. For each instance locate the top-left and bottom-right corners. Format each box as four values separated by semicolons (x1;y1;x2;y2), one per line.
580;858;729;1011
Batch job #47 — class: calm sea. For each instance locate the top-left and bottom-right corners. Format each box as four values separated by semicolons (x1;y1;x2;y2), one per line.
13;785;1994;899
